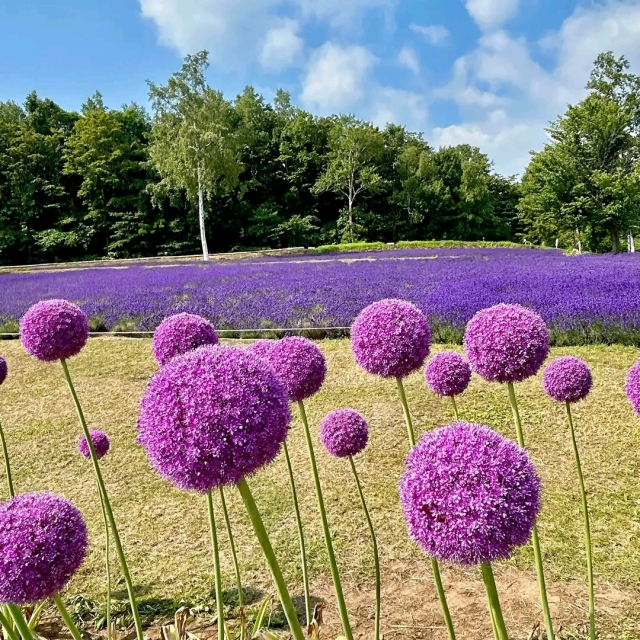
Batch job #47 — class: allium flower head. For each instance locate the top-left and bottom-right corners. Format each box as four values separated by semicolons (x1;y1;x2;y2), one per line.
543;356;592;403
152;313;218;366
400;421;541;565
425;351;471;397
626;358;640;417
269;337;326;402
0;356;7;386
137;345;291;492
0;492;88;604
20;299;89;362
351;299;431;379
320;409;369;458
78;430;111;460
463;303;549;384
247;339;276;363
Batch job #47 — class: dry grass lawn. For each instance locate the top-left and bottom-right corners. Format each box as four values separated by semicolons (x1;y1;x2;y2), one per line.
0;338;639;639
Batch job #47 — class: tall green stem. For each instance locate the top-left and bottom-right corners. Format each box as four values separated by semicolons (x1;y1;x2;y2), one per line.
0;607;19;640
0;421;14;498
297;401;354;640
348;456;381;640
395;378;456;640
98;493;111;636
450;396;459;421
507;382;555;640
206;492;225;640
219;488;244;609
236;478;305;640
480;563;510;640
53;594;83;640
60;359;143;640
282;441;311;627
6;605;35;640
566;402;596;640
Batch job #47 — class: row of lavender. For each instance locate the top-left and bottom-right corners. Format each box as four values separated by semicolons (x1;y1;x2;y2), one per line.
2;248;640;344
2;298;640;640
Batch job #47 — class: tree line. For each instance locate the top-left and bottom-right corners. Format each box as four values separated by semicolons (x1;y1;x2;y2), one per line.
0;50;637;264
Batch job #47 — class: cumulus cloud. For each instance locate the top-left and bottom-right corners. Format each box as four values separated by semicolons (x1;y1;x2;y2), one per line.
465;0;520;30
259;19;304;71
398;46;420;74
369;87;429;131
410;23;450;45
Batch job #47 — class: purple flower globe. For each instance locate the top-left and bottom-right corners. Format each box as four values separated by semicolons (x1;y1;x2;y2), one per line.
269;337;326;402
351;299;431;379
626;358;640;417
320;409;369;458
543;356;592;403
0;492;88;604
20;299;89;362
137;345;291;492
0;356;7;386
463;303;549;384
152;313;219;366
247;339;276;363
78;430;111;460
425;351;472;397
400;421;541;565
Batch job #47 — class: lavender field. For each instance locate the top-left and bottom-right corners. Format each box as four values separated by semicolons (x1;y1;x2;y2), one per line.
2;247;640;345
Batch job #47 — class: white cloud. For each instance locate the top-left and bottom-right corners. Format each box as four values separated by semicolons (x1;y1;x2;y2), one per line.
410;23;450;45
397;46;420;74
465;0;519;30
300;42;377;112
296;0;394;28
259;19;304;71
369;87;429;131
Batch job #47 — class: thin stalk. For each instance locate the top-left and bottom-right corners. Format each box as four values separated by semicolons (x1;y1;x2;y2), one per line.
282;440;311;627
297;401;354;640
98;494;111;636
395;379;456;640
348;456;380;640
450;396;459;421
6;605;35;640
507;383;555;640
53;594;83;640
60;359;143;640
566;402;596;640
218;488;245;609
236;478;305;640
0;607;19;640
480;563;510;640
0;421;14;498
206;492;225;640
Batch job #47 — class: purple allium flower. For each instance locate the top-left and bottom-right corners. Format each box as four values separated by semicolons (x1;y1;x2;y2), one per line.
78;430;111;460
425;351;471;397
463;303;549;384
247;339;276;363
542;356;592;403
137;345;291;492
20;300;89;362
0;357;6;386
626;358;640;417
351;299;431;379
400;421;541;565
152;313;219;366
0;492;88;604
269;337;326;402
320;409;369;458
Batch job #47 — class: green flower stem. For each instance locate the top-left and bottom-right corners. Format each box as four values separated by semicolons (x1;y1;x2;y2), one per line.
450;396;459;421
297;401;353;640
206;492;225;640
0;607;19;640
282;440;311;628
6;605;35;640
480;563;510;640
236;478;305;640
507;382;555;640
60;359;143;640
0;421;14;498
218;488;245;611
395;378;456;640
565;402;596;640
348;456;381;640
53;594;83;640
98;493;111;636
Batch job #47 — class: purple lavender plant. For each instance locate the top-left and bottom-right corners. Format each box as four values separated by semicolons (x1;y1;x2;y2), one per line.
152;313;218;366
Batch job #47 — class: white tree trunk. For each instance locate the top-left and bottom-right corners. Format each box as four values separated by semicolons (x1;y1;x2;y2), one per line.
630;233;636;253
197;167;209;262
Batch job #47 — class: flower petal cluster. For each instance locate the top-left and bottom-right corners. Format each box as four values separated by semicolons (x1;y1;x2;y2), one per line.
78;430;111;460
20;300;89;362
137;345;291;492
0;492;88;604
247;339;276;363
542;356;592;403
464;303;549;384
0;357;6;386
269;337;326;402
425;351;471;397
351;299;431;379
152;313;218;366
320;409;369;458
400;421;541;565
626;358;640;417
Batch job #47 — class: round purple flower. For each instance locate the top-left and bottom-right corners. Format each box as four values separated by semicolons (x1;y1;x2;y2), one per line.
0;492;88;604
425;351;472;397
269;337;326;402
400;421;541;565
543;357;592;403
152;313;219;366
351;299;431;379
320;409;369;458
247;339;276;363
626;358;640;417
78;430;111;460
137;345;291;492
0;356;7;386
20;299;89;362
463;303;549;384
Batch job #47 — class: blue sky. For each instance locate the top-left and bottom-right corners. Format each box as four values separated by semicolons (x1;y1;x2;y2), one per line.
2;0;640;175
